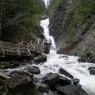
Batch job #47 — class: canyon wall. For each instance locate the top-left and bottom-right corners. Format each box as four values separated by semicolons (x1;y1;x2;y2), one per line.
49;0;95;62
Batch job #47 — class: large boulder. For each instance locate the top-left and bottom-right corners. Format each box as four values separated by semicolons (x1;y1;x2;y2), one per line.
7;70;33;89
27;66;40;74
59;68;74;79
56;84;87;95
43;73;73;86
43;73;59;86
58;75;71;86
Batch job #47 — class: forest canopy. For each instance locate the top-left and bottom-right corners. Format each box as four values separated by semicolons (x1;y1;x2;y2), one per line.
0;0;45;43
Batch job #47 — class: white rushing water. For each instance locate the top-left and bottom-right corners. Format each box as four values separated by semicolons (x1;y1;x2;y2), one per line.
40;18;56;53
42;0;51;8
39;16;95;95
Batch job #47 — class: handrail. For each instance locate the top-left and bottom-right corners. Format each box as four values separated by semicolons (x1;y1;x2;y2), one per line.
0;37;45;57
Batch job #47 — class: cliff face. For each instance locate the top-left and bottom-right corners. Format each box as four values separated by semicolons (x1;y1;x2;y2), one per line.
49;0;74;48
49;0;95;62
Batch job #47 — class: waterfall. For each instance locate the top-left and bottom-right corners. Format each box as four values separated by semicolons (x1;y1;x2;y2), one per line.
42;0;51;8
40;18;56;53
41;0;57;54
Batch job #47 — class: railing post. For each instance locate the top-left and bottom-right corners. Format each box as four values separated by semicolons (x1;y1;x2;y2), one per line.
27;49;31;56
1;41;5;55
17;49;20;55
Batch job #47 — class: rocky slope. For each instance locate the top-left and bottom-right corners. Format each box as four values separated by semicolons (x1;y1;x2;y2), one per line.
49;0;95;62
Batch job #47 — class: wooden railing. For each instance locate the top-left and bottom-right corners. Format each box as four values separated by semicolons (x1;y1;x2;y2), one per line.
0;38;45;57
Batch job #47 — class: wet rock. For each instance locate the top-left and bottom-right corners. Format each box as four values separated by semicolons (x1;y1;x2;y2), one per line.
43;73;59;86
9;70;32;77
58;76;71;86
43;73;84;95
33;77;40;83
59;68;74;79
88;67;95;70
0;61;20;69
38;84;49;93
27;66;40;74
88;67;95;75
56;84;82;95
44;43;51;54
34;54;47;63
78;58;86;63
7;71;33;89
72;78;80;86
89;69;95;74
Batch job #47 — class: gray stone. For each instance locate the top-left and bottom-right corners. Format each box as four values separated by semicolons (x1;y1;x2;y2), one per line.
59;68;74;79
7;71;33;89
88;67;95;70
72;78;80;85
43;73;59;86
56;84;83;95
58;75;71;86
78;58;86;63
89;69;95;75
34;54;47;63
28;66;40;74
38;84;49;93
88;67;95;75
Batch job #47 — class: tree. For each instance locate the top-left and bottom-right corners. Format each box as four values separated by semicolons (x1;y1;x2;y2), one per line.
0;0;45;42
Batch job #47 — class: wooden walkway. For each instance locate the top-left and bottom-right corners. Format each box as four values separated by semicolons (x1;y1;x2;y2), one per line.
0;36;47;60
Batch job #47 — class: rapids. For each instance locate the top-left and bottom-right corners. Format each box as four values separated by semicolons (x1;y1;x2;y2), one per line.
40;1;95;94
39;17;95;95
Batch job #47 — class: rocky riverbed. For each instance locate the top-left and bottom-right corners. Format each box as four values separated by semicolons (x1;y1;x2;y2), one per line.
0;58;89;95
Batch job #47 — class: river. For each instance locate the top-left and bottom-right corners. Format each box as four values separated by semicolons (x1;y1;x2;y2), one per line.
40;1;95;95
40;17;95;95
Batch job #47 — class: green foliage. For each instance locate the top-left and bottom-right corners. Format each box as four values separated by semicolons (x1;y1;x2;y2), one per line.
0;0;45;42
54;0;95;46
66;0;95;35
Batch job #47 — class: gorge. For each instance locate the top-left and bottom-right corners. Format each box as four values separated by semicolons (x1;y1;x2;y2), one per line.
0;0;95;95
